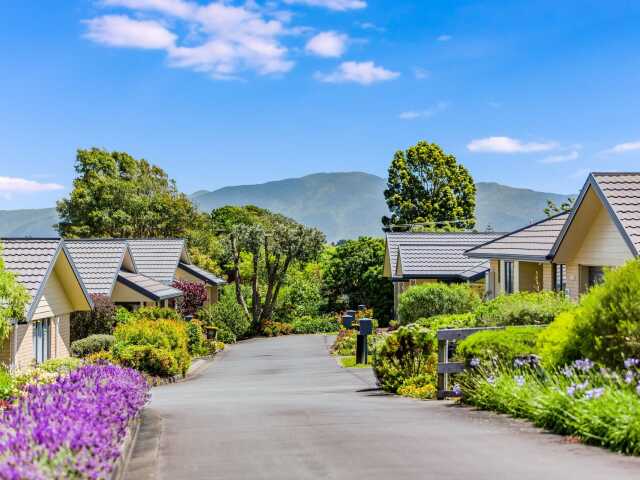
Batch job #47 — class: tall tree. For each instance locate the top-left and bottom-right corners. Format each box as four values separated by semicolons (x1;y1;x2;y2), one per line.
0;244;29;340
382;141;476;230
544;197;575;217
321;237;393;323
219;207;325;330
56;148;198;238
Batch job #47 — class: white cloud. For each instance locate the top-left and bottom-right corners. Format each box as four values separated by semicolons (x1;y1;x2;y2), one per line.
0;177;64;194
315;61;399;85
399;102;448;120
86;0;297;79
467;136;557;154
605;140;640;154
84;15;176;49
413;67;430;80
283;0;366;11
539;150;579;164
437;34;452;42
305;31;348;58
356;21;384;32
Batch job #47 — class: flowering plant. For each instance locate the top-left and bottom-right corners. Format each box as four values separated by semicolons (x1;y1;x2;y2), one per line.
0;364;149;479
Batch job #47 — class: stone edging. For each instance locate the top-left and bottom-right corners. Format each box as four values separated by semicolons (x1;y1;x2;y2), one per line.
111;414;142;480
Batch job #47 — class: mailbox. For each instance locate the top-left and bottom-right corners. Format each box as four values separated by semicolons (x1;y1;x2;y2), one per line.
359;318;373;336
358;304;367;311
341;314;353;329
345;309;357;319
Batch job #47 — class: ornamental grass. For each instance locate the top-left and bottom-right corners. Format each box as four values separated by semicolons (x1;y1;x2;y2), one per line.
459;357;640;455
0;364;149;479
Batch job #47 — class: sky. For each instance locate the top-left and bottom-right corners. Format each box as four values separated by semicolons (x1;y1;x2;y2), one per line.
2;0;640;209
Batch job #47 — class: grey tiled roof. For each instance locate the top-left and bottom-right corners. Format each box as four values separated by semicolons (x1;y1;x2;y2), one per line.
386;232;502;276
465;212;570;260
117;271;183;301
1;238;61;315
127;239;187;285
592;173;640;254
396;243;491;280
178;262;226;286
65;240;129;295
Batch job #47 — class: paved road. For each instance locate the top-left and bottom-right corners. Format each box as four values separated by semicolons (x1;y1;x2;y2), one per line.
128;335;640;480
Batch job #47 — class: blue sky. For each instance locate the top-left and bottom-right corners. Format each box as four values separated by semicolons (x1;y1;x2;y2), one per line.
2;0;640;209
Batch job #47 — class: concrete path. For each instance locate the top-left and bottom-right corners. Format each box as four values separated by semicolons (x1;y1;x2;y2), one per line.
128;335;640;480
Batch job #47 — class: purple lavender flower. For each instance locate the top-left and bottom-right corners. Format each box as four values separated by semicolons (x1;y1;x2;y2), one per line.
573;359;594;372
514;375;525;387
470;357;481;368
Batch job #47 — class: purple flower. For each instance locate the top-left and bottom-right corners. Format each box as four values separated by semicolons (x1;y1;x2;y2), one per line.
624;358;640;369
452;384;461;395
573;359;594;372
514;375;525;387
566;385;576;397
487;375;495;386
584;387;605;400
625;370;635;384
561;366;573;378
513;358;525;368
470;357;481;368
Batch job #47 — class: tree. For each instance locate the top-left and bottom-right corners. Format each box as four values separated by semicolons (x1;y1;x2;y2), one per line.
544;197;575;217
70;293;116;341
382;141;476;230
321;237;393;323
56;148;198;238
219;207;325;330
0;244;29;341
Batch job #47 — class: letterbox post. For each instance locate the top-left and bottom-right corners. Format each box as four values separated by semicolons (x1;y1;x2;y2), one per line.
341;314;353;329
356;318;373;365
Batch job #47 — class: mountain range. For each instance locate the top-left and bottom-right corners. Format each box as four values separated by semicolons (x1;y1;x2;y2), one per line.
0;172;572;242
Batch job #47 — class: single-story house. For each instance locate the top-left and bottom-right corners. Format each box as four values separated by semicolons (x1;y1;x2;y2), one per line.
384;231;504;318
465;172;640;301
127;239;226;306
65;239;184;309
464;212;570;298
1;238;93;369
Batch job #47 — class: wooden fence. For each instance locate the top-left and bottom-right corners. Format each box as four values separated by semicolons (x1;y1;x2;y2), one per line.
436;326;504;400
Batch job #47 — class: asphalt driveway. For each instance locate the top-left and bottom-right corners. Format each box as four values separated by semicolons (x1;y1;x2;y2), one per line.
127;334;640;480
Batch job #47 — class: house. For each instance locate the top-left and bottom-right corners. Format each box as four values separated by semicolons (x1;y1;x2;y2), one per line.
464;212;570;298
127;239;226;306
1;238;92;369
383;232;504;318
465;172;640;301
549;172;639;300
65;239;184;309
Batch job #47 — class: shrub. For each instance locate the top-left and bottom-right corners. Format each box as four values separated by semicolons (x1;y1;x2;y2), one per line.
198;290;250;338
397;374;437;399
186;319;207;356
131;306;181;321
112;319;190;376
291;315;340;334
214;324;237;344
0;368;16;401
416;312;478;331
568;259;640;368
0;364;149;478
456;326;543;365
261;321;294;337
331;329;357;356
173;280;208;316
39;357;82;374
398;283;480;325
71;334;115;357
372;324;437;392
536;310;582;368
115;306;132;324
85;350;116;365
475;291;572;327
70;293;116;341
274;268;323;322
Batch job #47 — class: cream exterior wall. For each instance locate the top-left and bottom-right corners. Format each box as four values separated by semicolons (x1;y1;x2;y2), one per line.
112;280;155;303
542;263;553;291
518;261;543;292
175;267;219;306
32;270;73;321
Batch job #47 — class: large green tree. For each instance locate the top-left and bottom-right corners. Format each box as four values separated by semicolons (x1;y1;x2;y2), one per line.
321;236;393;323
56;148;198;238
382;141;476;230
0;244;29;340
217;206;326;329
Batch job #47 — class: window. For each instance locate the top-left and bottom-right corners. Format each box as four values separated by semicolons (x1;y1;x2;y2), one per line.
553;264;566;293
33;318;51;364
588;266;605;287
504;261;514;294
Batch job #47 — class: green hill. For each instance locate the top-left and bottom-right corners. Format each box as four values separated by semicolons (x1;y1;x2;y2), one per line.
0;172;573;242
